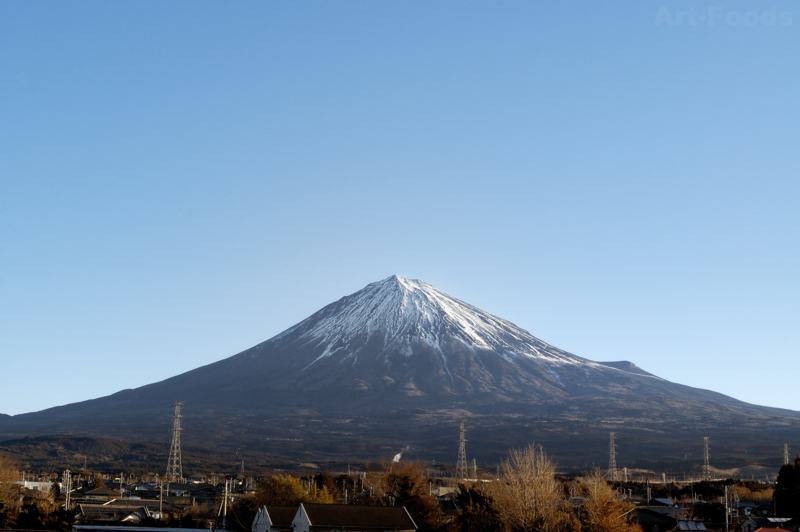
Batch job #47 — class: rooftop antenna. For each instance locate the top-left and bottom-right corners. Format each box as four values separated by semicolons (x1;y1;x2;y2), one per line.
167;401;183;482
703;437;711;480
607;432;618;482
785;444;790;466
456;420;468;481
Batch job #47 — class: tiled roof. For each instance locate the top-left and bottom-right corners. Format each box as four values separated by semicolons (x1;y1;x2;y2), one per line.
265;506;297;527
302;504;416;529
630;508;678;525
102;499;181;511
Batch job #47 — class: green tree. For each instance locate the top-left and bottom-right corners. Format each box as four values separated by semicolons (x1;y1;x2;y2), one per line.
777;456;800;491
455;483;506;532
775;456;800;518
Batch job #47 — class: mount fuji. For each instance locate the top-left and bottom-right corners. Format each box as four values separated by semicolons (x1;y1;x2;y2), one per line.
2;275;799;470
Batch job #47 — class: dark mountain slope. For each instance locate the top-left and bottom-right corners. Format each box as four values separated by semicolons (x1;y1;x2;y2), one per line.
2;276;798;470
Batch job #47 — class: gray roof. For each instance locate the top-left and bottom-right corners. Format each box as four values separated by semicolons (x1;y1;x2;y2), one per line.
678;520;707;530
746;518;792;525
630;508;678;526
265;506;298;527
102;499;181;511
301;504;417;530
75;504;147;522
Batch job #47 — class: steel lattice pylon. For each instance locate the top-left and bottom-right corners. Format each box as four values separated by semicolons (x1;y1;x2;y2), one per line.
785;444;790;466
456;420;468;480
703;437;711;480
607;432;617;482
167;401;183;482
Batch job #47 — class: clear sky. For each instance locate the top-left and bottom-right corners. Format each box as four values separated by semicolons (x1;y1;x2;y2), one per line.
1;1;798;417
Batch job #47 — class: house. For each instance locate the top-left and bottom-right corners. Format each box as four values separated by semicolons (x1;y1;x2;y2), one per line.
74;504;150;524
640;499;682;518
676;520;707;531
253;504;417;532
252;506;297;532
293;504;417;532
731;502;760;517
742;518;793;532
81;487;124;502
102;498;183;520
629;507;678;532
72;525;208;532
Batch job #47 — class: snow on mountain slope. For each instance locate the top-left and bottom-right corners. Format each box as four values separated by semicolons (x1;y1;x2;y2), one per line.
267;275;599;376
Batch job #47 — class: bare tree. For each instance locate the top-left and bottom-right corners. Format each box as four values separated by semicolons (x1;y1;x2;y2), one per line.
498;444;576;532
579;470;640;532
0;452;20;514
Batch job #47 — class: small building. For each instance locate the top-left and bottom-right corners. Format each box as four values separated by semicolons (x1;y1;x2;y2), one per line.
73;526;208;532
81;487;124;502
293;504;417;532
74;504;150;524
252;506;297;532
742;518;793;532
640;498;682;518
676;520;707;531
254;504;417;532
731;502;760;517
629;507;678;532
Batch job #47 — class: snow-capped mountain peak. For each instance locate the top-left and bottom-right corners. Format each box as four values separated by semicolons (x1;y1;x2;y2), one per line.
274;275;590;371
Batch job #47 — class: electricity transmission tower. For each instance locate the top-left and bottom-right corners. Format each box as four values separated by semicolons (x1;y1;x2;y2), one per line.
167;401;184;482
456;420;468;480
785;444;790;465
703;437;711;480
607;432;618;481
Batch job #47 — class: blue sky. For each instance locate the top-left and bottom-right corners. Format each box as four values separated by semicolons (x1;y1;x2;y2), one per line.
1;1;798;416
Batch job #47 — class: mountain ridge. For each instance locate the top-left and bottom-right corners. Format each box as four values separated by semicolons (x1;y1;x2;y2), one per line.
2;275;799;470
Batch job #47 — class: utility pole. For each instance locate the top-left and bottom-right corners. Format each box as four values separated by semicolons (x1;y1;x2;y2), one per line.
222;480;228;530
63;470;71;510
724;484;729;532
